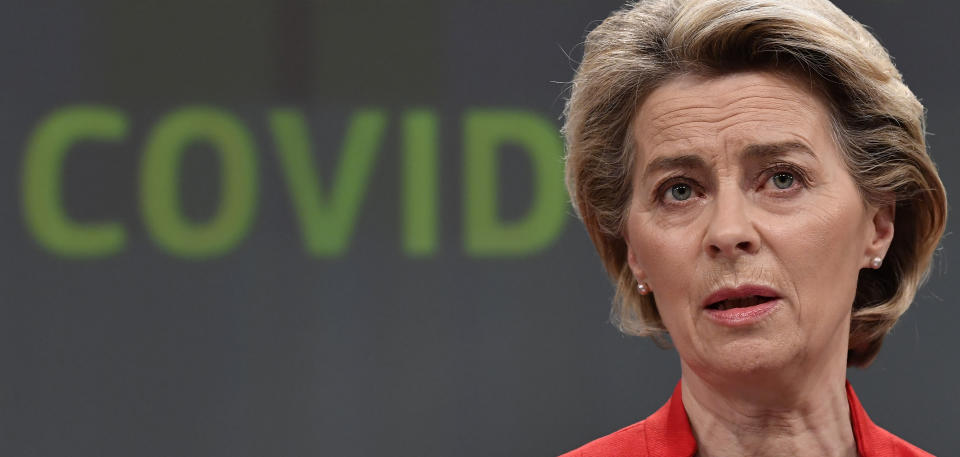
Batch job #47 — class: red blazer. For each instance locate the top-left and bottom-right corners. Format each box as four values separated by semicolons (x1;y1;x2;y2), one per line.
560;381;933;457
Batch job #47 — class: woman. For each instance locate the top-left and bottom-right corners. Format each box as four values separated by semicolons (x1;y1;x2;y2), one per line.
560;0;946;456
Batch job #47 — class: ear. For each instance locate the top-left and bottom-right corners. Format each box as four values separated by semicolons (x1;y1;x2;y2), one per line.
624;231;647;283
863;201;895;268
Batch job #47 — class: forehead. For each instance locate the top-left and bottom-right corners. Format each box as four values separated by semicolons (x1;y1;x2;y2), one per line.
632;71;834;163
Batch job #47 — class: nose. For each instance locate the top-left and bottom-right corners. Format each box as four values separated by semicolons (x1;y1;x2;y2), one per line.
703;185;761;259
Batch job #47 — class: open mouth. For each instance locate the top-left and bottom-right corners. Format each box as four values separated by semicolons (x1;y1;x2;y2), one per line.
706;295;778;311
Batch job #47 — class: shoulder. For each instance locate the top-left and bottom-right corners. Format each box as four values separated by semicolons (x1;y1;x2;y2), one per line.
558;420;648;457
869;424;935;457
845;382;934;456
558;381;694;457
890;437;936;457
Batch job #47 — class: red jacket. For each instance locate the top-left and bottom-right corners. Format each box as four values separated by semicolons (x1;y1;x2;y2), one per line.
560;381;933;457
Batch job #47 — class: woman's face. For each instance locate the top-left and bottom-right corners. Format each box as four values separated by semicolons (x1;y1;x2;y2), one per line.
624;71;893;379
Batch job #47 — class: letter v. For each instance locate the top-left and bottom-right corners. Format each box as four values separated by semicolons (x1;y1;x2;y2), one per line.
269;108;386;257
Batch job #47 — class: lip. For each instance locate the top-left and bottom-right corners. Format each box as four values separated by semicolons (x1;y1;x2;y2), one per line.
701;284;783;327
701;284;782;309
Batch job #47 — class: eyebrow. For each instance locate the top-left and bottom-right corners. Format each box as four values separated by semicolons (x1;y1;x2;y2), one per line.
640;141;818;183
742;141;818;162
640;154;707;183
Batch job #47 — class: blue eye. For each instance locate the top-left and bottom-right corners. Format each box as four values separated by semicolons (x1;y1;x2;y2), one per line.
771;172;795;189
670;183;692;201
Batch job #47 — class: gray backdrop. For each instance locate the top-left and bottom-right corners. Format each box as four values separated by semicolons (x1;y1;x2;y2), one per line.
2;1;956;456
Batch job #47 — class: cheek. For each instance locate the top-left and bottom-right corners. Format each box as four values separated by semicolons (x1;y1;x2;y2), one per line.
770;193;867;315
627;216;702;319
630;220;693;280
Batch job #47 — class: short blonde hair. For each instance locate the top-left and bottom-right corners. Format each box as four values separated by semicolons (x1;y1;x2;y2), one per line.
563;0;947;366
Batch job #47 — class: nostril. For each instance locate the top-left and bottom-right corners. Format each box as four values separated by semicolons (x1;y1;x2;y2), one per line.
707;240;756;257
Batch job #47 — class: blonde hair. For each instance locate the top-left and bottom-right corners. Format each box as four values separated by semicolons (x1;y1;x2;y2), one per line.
563;0;946;366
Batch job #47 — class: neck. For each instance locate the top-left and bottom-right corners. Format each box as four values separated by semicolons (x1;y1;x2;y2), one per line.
681;351;856;457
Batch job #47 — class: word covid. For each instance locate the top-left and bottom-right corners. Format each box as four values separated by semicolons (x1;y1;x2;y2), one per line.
22;106;569;259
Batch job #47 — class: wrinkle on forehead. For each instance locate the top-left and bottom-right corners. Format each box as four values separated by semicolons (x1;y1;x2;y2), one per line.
632;72;831;161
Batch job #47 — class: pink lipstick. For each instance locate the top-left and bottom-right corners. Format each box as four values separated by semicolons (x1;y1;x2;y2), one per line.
702;285;782;327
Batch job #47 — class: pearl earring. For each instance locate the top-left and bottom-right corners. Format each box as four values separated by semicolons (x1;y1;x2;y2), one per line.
637;281;649;295
871;256;883;269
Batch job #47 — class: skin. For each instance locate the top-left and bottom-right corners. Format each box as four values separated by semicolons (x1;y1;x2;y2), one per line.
624;71;895;457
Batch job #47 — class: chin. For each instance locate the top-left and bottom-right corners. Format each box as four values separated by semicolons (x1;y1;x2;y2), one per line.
687;332;804;379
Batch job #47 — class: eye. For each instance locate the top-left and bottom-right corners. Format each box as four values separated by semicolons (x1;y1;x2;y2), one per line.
668;183;693;201
771;172;795;189
653;178;702;207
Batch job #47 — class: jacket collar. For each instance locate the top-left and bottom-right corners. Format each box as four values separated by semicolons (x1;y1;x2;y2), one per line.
645;380;893;457
845;380;897;456
644;381;696;457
